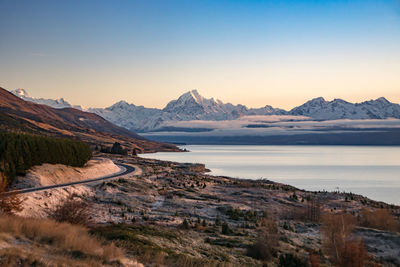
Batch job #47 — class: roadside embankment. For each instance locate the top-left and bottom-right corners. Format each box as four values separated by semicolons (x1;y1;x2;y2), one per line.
11;157;123;218
12;158;121;189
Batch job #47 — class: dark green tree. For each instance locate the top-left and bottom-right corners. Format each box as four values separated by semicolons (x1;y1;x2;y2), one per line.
110;142;127;155
0;132;92;186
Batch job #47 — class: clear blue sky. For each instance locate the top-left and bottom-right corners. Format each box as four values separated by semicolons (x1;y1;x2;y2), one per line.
1;0;399;108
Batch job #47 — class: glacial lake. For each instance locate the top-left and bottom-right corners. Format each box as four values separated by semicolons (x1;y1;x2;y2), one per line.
140;145;400;205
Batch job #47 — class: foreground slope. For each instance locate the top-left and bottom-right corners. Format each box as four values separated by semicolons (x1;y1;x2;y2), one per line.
16;153;396;266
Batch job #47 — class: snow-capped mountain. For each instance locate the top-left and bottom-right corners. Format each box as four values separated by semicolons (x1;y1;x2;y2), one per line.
163;90;247;120
10;88;400;132
162;90;288;119
88;101;172;132
289;97;400;120
106;90;290;131
87;89;278;131
11;88;84;110
247;105;288;116
89;93;400;131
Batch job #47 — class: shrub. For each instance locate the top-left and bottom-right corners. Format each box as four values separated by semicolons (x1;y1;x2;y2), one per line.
247;218;279;260
221;222;232;235
321;213;371;266
321;213;355;264
278;253;308;267
339;239;368;267
215;215;221;226
180;218;190;230
102;142;128;155
46;195;92;225
223;206;258;222
111;142;128;155
358;208;399;232
309;252;321;267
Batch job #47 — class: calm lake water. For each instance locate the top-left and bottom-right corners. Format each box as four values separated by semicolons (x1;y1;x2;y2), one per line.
140;145;400;205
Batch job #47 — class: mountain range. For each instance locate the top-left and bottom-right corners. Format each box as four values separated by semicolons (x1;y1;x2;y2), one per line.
1;87;178;152
12;88;85;110
11;88;400;133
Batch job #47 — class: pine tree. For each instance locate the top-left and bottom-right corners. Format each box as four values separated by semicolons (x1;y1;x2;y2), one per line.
0;132;92;186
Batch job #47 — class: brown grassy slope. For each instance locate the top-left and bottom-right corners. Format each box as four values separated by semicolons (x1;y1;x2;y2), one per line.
0;87;179;152
0;214;141;267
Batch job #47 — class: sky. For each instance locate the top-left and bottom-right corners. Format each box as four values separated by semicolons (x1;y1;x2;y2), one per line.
0;0;400;109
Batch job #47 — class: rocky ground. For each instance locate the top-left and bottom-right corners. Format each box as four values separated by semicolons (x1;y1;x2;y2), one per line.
90;154;400;266
9;153;400;266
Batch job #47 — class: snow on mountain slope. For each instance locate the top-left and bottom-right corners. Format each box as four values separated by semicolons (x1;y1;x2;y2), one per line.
10;88;400;133
88;101;174;132
358;97;400;119
163;89;245;120
87;90;288;131
11;88;84;110
289;97;400;120
247;105;288;116
89;93;400;132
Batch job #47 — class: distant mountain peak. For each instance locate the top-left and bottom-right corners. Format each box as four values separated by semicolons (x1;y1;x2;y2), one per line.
177;89;205;104
12;88;29;97
10;88;83;110
309;97;326;103
10;87;400;132
290;95;400;120
189;89;200;97
112;100;130;107
375;97;389;103
332;98;346;102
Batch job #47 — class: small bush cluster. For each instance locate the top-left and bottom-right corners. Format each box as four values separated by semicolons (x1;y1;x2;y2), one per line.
247;217;279;261
45;195;92;225
358;208;399;232
223;206;258;222
221;222;232;235
278;253;308;267
286;196;321;222
100;142;128;155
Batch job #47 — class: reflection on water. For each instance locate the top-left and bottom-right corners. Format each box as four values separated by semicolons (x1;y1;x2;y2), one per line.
140;145;400;205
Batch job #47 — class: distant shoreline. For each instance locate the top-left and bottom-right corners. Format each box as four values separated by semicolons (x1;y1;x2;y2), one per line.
142;129;400;146
140;145;400;206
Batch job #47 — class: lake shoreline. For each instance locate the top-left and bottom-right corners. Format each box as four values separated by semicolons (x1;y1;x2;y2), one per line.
140;145;400;205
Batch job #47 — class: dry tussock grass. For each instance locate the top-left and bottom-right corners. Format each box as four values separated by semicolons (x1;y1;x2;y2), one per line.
359;208;400;232
0;247;46;267
0;245;125;267
0;215;123;263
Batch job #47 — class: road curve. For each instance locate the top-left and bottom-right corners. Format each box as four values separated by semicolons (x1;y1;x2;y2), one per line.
2;163;138;196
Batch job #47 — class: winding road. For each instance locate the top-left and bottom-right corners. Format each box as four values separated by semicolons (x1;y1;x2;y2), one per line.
2;163;139;196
